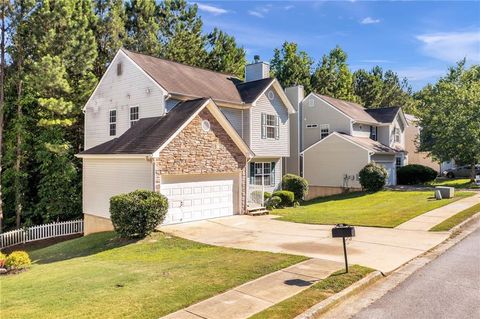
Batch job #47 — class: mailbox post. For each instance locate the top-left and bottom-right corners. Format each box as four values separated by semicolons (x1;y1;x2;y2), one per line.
332;224;355;273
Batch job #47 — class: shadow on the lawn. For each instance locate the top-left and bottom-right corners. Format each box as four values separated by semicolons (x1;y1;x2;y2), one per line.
300;191;367;207
30;231;139;264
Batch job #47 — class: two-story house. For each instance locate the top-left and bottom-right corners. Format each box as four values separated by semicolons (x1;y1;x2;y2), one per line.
284;88;407;199
77;49;294;234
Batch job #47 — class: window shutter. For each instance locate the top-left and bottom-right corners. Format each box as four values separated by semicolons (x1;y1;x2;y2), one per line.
261;113;266;139
275;116;280;140
249;162;255;184
271;162;276;186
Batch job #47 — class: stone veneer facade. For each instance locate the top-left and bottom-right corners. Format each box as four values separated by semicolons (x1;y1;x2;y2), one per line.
154;108;247;213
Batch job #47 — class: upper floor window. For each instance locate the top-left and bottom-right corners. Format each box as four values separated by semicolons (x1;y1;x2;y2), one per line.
117;62;123;76
130;106;139;127
370;126;377;141
249;162;275;186
261;113;279;139
394;127;401;143
319;124;330;139
109;109;117;136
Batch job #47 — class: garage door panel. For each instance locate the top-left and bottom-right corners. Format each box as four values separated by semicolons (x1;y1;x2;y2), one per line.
161;179;234;225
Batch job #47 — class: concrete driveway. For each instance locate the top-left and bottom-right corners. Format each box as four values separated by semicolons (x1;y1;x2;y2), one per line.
161;215;449;273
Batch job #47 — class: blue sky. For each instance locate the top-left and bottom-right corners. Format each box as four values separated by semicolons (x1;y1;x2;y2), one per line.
194;0;480;90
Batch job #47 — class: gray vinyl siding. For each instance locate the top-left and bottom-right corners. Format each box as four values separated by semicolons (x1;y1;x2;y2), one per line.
220;107;244;139
351;123;371;138
243;108;250;146
250;90;289;157
371;154;396;162
84;51;166;149
301;95;352;150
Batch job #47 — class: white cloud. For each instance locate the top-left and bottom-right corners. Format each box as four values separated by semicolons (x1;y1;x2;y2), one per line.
248;10;264;18
284;5;294;10
359;59;392;64
416;31;480;62
396;67;445;81
196;3;228;16
248;5;272;18
360;17;381;25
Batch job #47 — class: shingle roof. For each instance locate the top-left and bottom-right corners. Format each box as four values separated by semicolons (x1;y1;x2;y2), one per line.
123;49;273;105
314;94;379;124
80;98;208;155
365;107;401;123
339;133;397;154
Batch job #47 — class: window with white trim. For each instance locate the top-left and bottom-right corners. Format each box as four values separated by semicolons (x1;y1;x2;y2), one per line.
109;109;117;136
306;124;318;128
130;106;139;127
370;126;377;141
396;157;402;169
319;124;330;139
250;162;276;186
394;127;400;143
261;113;279;139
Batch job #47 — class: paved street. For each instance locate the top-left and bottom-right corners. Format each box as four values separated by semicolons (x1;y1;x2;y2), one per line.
353;227;480;319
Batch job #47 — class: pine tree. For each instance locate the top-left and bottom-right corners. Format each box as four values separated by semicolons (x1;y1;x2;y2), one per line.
311;46;357;102
205;28;245;78
125;0;160;55
270;41;313;92
93;0;126;78
158;0;206;66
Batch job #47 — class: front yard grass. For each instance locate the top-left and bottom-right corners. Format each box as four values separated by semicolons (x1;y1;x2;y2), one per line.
274;190;474;228
0;231;306;319
249;265;374;319
430;203;480;231
428;178;479;189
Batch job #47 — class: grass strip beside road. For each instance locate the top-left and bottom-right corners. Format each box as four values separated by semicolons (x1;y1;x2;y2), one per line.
430;203;480;231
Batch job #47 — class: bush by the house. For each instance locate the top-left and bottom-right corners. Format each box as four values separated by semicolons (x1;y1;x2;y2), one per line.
359;162;388;192
397;164;438;185
265;196;282;210
282;174;309;201
110;190;168;238
5;251;31;269
0;252;7;268
264;192;272;200
272;190;295;207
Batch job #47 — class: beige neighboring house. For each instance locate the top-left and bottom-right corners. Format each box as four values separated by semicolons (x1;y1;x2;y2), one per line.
77;49;294;234
285;88;408;199
404;114;440;172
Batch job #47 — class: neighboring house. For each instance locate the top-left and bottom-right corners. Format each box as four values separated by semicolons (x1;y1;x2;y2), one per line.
78;49;294;234
285;88;408;199
404;114;440;172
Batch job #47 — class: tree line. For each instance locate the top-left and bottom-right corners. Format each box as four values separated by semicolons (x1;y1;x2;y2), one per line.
0;0;477;232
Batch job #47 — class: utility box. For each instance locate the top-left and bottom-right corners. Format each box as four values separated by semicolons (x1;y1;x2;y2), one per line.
435;186;455;199
332;224;355;238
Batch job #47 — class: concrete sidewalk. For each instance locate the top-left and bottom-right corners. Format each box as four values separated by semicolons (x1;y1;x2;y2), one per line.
395;192;480;231
161;258;343;319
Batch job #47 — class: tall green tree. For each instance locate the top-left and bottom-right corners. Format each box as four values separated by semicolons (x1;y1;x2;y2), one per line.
158;0;206;66
353;66;417;113
417;60;480;180
93;0;126;77
311;46;357;101
205;28;245;78
270;41;313;92
125;0;160;55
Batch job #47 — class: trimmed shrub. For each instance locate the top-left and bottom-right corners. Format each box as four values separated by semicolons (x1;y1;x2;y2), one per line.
272;190;295;207
265;196;282;210
282;174;309;201
397;164;438;185
0;252;7;268
359;162;388;192
5;251;31;269
264;192;272;200
110;189;168;238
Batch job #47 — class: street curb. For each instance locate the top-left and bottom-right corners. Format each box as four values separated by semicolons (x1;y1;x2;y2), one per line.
449;211;480;235
294;271;383;319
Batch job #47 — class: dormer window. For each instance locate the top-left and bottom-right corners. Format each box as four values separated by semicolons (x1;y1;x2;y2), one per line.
394;127;400;143
117;62;123;76
370;126;377;141
130;106;139;127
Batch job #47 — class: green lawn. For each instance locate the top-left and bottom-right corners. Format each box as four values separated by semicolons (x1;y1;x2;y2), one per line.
249;265;374;319
428;178;479;189
274;190;474;228
430;203;480;231
0;232;305;319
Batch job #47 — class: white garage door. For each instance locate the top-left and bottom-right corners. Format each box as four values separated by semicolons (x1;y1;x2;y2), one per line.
160;179;234;225
379;162;396;186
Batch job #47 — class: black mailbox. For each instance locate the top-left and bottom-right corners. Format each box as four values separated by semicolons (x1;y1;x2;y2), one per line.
332;224;355;238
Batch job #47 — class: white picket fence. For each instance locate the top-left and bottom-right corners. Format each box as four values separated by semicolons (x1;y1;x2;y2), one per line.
0;219;84;249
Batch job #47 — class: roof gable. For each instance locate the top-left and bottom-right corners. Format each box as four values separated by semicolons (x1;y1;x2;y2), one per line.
313;94;379;124
365;107;401;123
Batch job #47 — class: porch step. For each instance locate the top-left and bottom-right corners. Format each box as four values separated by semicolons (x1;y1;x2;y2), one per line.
247;207;269;216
